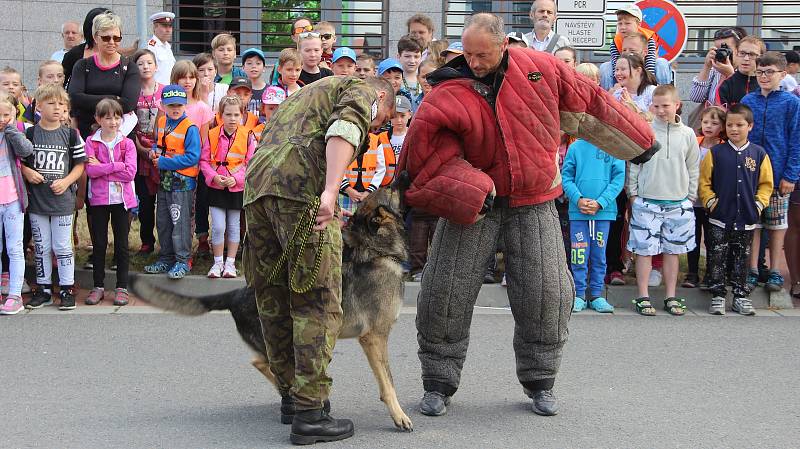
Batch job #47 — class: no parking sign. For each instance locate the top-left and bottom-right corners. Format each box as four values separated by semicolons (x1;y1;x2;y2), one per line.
635;0;688;62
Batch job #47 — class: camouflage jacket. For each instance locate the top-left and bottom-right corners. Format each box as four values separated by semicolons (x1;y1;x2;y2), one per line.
244;76;377;206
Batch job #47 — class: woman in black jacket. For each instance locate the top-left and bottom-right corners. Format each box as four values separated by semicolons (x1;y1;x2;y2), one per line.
67;11;140;140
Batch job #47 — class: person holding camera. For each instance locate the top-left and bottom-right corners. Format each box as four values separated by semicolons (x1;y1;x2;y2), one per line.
717;36;766;106
690;27;747;106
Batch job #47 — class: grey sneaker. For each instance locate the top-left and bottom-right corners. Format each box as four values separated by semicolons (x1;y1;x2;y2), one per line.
732;297;756;316
709;296;726;315
529;389;559;416
419;391;450;416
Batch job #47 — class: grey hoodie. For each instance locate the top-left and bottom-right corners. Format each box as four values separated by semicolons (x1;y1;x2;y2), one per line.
1;124;34;212
627;115;700;202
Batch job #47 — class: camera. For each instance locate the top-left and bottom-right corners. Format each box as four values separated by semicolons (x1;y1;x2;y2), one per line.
715;43;732;63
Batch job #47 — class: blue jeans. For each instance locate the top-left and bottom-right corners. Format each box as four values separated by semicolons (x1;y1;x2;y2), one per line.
156;189;195;264
570;220;611;298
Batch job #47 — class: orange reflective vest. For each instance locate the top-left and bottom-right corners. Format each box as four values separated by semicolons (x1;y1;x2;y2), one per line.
155;115;199;178
215;111;259;131
344;132;395;190
379;132;396;187
252;122;265;142
208;125;250;175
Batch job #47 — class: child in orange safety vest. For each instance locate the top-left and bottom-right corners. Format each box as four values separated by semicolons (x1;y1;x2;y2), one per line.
199;95;256;279
143;84;201;280
338;130;396;216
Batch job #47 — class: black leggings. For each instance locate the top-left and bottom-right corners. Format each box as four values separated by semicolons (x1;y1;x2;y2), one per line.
90;204;130;289
134;174;157;247
687;207;708;275
195;172;210;236
606;192;628;273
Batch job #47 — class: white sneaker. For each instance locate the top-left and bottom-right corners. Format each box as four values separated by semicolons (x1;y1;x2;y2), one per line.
207;262;223;278
732;297;756;316
709;296;726;315
222;262;237;278
648;269;662;287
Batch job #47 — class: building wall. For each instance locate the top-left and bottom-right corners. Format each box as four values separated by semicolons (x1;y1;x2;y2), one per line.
387;0;442;58
0;0;162;88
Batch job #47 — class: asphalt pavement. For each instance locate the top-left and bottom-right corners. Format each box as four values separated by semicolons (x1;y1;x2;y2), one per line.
2;309;800;448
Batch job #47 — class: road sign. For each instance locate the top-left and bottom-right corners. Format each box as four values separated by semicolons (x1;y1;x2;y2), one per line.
555;17;606;49
636;0;688;62
557;0;607;14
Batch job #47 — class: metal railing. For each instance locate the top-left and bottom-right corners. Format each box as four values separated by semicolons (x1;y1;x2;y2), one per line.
172;0;389;59
443;0;800;64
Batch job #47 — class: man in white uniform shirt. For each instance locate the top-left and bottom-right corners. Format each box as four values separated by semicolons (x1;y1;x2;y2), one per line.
146;12;176;85
523;0;570;54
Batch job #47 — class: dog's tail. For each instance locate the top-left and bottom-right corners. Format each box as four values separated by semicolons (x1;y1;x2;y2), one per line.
128;274;235;315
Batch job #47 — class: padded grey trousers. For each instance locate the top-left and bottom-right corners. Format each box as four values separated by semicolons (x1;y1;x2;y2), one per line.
416;200;574;396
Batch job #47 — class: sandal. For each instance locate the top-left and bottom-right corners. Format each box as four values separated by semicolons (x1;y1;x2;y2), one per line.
681;273;699;288
632;297;656;316
664;297;686;316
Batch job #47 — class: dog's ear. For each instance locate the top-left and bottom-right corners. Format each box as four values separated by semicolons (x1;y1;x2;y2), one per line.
368;205;395;234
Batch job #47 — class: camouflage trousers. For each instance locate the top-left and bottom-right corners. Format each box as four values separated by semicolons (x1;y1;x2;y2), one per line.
242;196;343;411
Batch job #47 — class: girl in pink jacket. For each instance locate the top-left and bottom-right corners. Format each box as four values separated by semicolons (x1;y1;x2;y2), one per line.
199;96;256;278
84;99;138;306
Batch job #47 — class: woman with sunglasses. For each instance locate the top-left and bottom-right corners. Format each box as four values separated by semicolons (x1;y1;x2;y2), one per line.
290;17;314;44
67;12;141;141
690;27;748;106
62;8;141;89
67;11;141;271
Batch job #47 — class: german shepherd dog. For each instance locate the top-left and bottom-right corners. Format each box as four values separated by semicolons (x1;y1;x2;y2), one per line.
129;190;413;431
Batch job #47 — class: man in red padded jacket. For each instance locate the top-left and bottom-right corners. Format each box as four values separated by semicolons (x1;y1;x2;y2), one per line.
397;13;659;417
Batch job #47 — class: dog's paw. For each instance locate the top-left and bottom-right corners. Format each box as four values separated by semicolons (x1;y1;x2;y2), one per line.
393;412;414;432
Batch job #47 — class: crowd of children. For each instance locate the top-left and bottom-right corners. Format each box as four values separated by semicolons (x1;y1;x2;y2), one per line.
1;5;799;317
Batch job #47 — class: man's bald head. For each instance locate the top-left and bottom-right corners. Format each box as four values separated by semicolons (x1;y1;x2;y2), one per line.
364;76;396;132
462;13;508;79
464;13;506;45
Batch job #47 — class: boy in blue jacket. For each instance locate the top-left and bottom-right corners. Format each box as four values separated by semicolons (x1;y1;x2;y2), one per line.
742;52;800;291
562;139;626;312
698;104;773;316
143;85;201;279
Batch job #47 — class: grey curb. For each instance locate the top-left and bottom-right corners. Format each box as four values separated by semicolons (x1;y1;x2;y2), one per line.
71;268;792;310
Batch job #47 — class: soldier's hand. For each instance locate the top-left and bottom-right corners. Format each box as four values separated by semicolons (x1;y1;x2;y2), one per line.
315;190;338;231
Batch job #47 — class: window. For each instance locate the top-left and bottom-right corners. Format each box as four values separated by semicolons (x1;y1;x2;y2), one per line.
443;0;799;63
174;0;388;58
761;0;800;52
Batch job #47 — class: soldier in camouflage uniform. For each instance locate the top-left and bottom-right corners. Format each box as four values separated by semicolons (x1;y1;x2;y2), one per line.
243;76;395;445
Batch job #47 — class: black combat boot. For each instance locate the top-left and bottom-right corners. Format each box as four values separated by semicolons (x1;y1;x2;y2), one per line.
280;396;331;424
289;409;354;445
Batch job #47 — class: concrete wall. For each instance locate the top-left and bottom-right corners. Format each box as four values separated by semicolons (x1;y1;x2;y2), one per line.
0;0;162;88
387;0;442;58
